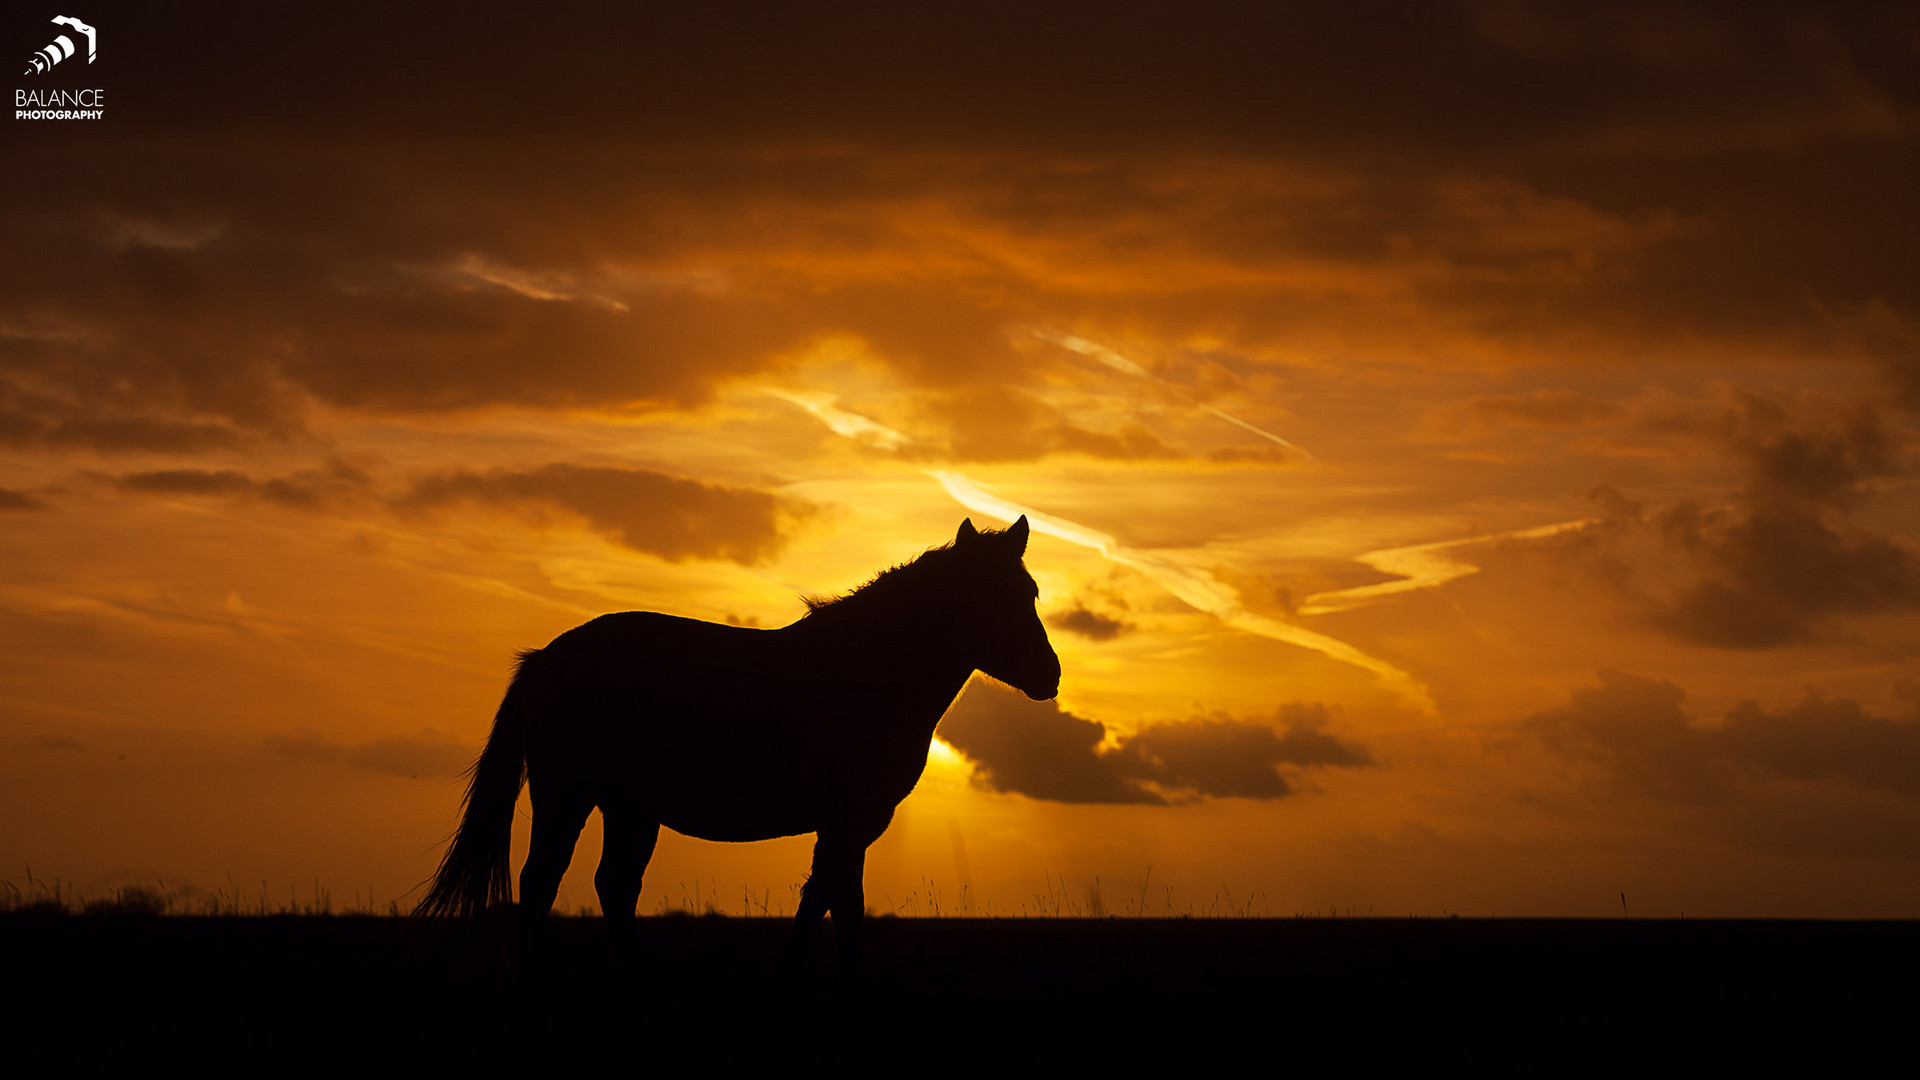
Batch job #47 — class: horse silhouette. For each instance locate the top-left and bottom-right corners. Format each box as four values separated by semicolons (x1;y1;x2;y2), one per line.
418;516;1059;987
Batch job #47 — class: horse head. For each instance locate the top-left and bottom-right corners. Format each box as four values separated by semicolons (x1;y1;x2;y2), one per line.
948;515;1060;701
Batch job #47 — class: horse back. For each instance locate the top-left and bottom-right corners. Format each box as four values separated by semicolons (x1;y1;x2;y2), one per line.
514;611;911;838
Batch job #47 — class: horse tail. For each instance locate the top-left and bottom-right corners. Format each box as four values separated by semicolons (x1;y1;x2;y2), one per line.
415;649;540;920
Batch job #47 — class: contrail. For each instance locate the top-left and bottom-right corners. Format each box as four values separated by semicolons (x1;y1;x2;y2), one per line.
928;470;1435;713
1033;328;1316;460
1298;519;1596;615
453;255;629;312
765;390;911;449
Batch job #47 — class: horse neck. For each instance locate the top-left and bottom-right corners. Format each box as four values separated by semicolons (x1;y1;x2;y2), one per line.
789;591;974;701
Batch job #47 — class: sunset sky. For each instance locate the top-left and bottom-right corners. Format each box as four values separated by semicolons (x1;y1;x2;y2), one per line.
6;2;1920;917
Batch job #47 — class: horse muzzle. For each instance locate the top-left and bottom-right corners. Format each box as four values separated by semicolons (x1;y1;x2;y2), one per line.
1020;654;1062;701
1023;681;1060;702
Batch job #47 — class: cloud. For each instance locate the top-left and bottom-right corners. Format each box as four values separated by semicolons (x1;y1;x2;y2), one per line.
97;457;799;563
109;458;371;511
0;406;247;454
936;681;1371;804
0;353;253;453
1833;299;1920;410
912;385;1183;464
9;0;1915;455
264;728;471;779
56;2;1915;162
1526;670;1716;801
1047;605;1131;641
0;486;46;511
116;469;257;497
1035;329;1314;458
1650;401;1919;647
398;463;802;564
1527;670;1920;802
1426;390;1626;436
937;681;1161;805
1109;703;1374;799
1509;393;1920;648
1654;503;1919;648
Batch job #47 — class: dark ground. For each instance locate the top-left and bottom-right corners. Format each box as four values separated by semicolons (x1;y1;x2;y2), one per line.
5;913;1914;1075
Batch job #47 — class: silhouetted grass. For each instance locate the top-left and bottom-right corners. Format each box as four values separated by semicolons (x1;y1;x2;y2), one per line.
3;867;1405;921
1;869;407;918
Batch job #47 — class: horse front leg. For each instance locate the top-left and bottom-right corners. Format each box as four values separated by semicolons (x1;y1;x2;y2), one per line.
827;842;870;986
778;830;875;983
776;843;835;981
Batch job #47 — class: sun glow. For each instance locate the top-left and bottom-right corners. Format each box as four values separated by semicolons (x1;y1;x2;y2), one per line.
927;735;966;770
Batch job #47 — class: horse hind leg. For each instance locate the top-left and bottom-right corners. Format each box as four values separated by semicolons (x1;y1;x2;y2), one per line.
516;780;592;1009
594;804;659;991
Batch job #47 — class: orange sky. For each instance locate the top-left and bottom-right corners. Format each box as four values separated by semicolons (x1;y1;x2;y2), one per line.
6;2;1920;917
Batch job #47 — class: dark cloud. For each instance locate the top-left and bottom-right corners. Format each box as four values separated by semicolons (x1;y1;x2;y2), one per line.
0;486;45;510
97;458;795;561
0;176;797;439
936;682;1371;803
117;469;256;497
1528;670;1920;801
1651;401;1919;647
1110;703;1375;799
24;3;1916;159
1836;300;1920;410
1527;670;1715;801
1744;410;1893;507
2;3;1912;453
398;463;800;564
109;458;371;511
936;682;1162;804
1654;503;1919;648
1719;694;1920;798
1048;606;1131;641
1532;394;1920;648
0;381;246;453
264;728;469;779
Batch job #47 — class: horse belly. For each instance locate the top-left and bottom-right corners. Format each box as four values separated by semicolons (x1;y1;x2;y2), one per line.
531;675;836;840
610;708;930;843
642;726;831;841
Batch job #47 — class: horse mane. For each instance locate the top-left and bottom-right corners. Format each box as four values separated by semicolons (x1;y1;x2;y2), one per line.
798;540;962;621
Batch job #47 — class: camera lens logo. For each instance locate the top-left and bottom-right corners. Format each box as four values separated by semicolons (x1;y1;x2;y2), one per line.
24;15;96;75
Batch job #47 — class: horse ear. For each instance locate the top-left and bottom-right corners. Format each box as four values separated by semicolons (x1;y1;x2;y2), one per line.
1007;514;1030;554
956;518;980;546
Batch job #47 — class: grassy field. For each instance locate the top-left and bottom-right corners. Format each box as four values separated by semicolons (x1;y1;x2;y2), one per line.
5;910;1914;1074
